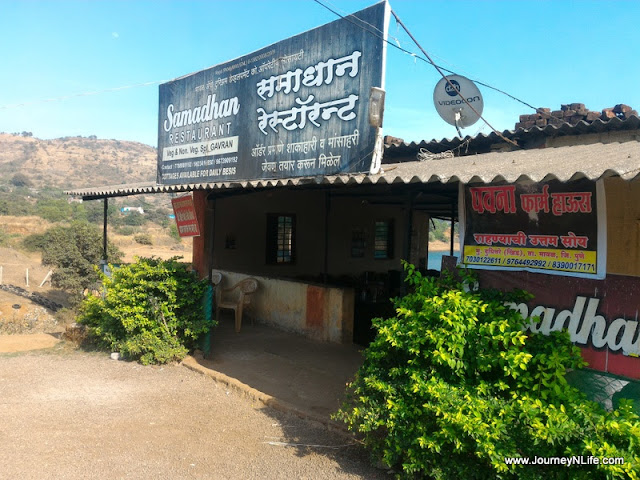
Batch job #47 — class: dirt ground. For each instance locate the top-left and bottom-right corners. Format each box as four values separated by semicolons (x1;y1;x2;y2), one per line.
110;224;192;264
0;225;191;336
0;246;65;335
0;348;386;480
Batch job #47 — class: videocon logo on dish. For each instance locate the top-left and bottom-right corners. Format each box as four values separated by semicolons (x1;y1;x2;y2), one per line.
445;79;461;97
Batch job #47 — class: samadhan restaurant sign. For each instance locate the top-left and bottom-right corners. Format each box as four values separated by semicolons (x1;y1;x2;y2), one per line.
157;2;388;185
459;179;606;279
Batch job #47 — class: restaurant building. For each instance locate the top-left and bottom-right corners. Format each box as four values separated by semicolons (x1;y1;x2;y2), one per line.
68;3;640;396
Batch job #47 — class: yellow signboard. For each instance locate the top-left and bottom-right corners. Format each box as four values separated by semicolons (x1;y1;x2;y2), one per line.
463;246;597;274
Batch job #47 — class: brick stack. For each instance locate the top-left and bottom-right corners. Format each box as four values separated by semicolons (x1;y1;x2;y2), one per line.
514;103;638;130
384;135;404;147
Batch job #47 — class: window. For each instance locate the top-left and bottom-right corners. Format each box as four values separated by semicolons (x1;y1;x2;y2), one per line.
224;234;236;250
374;220;394;259
351;227;366;258
266;214;296;264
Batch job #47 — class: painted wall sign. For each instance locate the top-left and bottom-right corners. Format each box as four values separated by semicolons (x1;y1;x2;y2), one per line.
459;179;606;279
476;269;640;380
171;194;200;237
157;2;389;185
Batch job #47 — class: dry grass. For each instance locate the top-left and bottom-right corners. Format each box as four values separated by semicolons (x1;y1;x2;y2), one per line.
110;224;192;263
62;322;88;345
0;215;191;332
0;133;156;189
1;215;51;236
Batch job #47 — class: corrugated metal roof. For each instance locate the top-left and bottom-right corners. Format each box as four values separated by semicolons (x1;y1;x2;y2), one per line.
377;141;640;184
65;141;640;199
385;115;640;158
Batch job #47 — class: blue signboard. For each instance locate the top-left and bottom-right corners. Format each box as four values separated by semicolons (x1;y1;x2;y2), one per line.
157;2;389;185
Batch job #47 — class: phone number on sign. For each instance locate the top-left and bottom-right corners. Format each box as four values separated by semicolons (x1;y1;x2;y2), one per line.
465;256;595;272
465;256;503;265
550;261;595;272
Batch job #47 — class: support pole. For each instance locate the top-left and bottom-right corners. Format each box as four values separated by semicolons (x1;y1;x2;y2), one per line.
103;197;109;262
206;195;216;280
401;192;415;295
403;193;414;263
450;201;455;256
323;191;330;284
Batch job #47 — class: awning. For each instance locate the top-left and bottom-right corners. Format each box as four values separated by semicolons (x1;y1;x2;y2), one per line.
66;140;640;200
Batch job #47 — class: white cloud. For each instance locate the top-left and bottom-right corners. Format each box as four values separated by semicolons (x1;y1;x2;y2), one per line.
111;32;119;39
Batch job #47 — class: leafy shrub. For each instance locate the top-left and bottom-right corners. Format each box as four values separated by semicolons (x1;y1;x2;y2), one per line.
10;172;32;187
82;200;119;225
429;218;458;243
335;263;640;479
428;218;449;242
0;226;10;246
35;197;72;222
145;206;171;227
78;257;212;365
23;222;122;300
121;211;145;226
169;223;181;242
134;233;152;245
0;193;35;216
116;225;136;236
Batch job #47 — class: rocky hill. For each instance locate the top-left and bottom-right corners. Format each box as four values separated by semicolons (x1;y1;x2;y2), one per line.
0;133;157;189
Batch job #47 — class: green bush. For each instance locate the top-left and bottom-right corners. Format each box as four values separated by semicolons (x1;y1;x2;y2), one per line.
0;226;9;246
121;211;146;226
23;222;122;300
35;197;72;222
116;225;136;236
145;206;171;227
10;172;32;187
82;200;119;225
169;223;181;242
134;233;152;245
335;263;640;479
78;257;212;365
429;218;457;243
0;193;35;216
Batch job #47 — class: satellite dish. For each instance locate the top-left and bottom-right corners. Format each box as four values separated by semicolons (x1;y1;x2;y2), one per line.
433;75;484;131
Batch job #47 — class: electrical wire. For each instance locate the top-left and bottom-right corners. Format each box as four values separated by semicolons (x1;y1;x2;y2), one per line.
0;80;165;110
313;0;519;145
311;0;563;139
1;0;553;138
318;0;464;73
389;10;519;148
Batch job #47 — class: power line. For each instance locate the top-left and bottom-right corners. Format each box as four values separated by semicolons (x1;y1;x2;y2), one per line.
0;80;164;110
389;10;519;147
312;0;517;145
310;0;555;140
2;1;549;139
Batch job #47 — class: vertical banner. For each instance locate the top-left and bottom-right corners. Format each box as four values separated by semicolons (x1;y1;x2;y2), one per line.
459;179;606;279
171;194;201;237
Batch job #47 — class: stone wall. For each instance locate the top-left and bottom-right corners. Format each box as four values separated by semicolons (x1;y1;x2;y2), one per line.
515;103;638;129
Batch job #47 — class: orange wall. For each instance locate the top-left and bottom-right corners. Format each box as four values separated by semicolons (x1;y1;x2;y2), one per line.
191;190;208;279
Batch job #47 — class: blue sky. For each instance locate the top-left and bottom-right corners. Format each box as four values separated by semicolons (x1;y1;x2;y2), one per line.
1;0;639;147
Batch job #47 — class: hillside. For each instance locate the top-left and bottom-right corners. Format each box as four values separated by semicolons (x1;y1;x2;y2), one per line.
0;134;191;329
0;133;157;189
